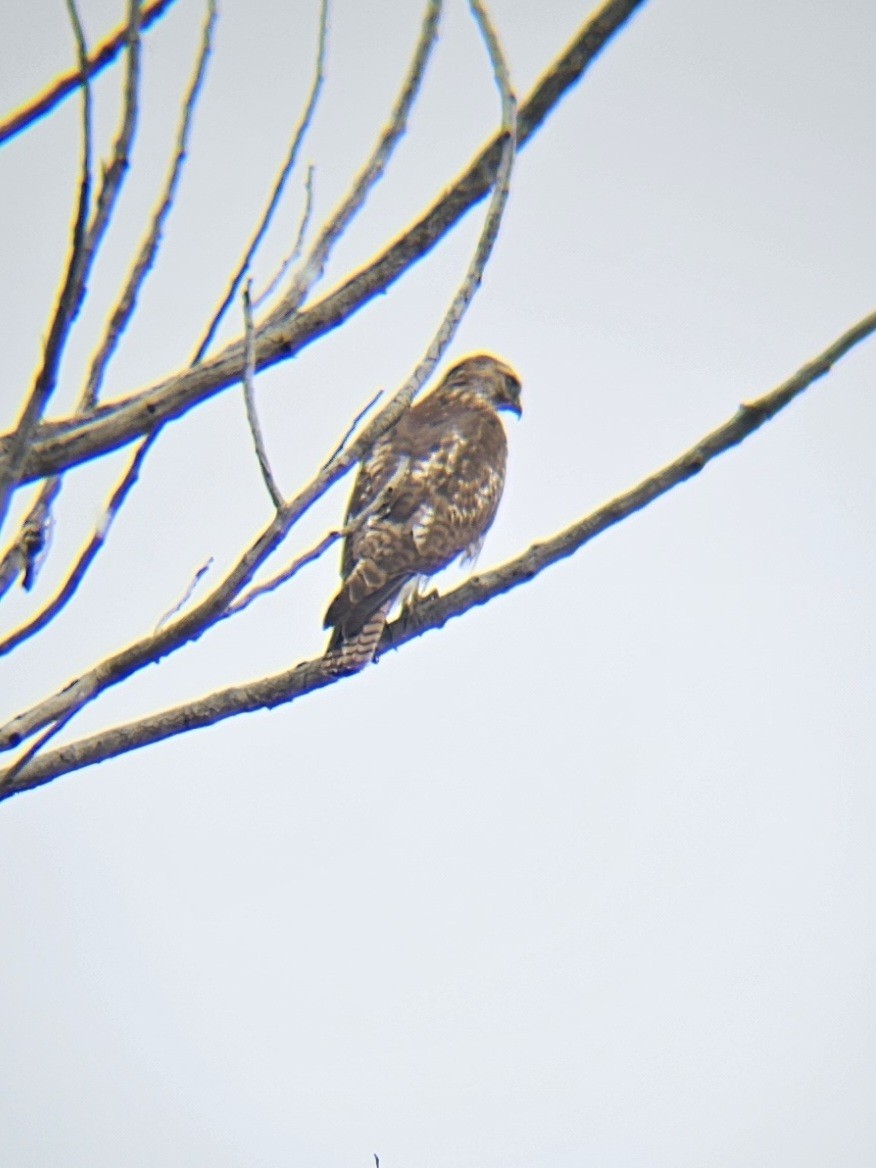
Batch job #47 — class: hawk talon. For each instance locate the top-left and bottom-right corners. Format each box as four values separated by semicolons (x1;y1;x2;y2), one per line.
405;587;439;615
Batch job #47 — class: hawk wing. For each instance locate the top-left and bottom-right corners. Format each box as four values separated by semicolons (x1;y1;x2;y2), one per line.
324;397;507;657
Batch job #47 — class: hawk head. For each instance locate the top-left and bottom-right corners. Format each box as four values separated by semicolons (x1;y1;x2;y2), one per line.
441;353;522;418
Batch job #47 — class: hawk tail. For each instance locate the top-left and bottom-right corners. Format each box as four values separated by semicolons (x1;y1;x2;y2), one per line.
325;607;389;674
323;572;411;672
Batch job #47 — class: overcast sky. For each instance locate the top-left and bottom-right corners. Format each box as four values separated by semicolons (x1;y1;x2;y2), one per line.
1;1;875;1165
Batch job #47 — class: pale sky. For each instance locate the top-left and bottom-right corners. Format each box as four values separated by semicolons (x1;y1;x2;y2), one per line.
1;1;875;1165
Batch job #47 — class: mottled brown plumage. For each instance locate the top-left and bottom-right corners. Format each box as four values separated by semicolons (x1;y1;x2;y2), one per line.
324;353;522;671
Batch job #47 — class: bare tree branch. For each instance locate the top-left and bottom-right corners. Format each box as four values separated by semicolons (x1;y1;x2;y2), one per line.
0;655;334;801
252;165;316;310
2;307;873;800
0;478;62;599
275;0;441;318
242;281;284;509
322;388;383;467
0;2;211;605
155;558;214;632
79;1;143;280
84;0;218;408
0;0;96;533
5;0;647;488
0;0;144;535
0;698;91;792
0;434;156;658
192;0;329;363
223;533;341;622
0;0;177;147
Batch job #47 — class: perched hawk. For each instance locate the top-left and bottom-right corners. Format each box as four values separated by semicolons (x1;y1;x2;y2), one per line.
324;353;522;672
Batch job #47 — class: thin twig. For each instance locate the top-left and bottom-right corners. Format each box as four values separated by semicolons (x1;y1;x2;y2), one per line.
252;165;316;311
275;0;442;319
154;558;214;631
84;0;218;408
0;0;177;147
3;306;874;798
222;532;342;623
0;435;157;658
191;0;330;364
322;388;383;468
66;0;93;178
242;281;284;508
80;0;143;270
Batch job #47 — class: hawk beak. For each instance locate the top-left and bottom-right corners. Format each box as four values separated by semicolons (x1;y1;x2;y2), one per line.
506;387;522;418
503;370;522;418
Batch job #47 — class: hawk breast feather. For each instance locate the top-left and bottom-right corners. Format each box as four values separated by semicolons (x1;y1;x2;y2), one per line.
324;354;520;671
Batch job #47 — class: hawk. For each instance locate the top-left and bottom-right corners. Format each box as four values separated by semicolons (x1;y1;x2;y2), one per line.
324;353;522;672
